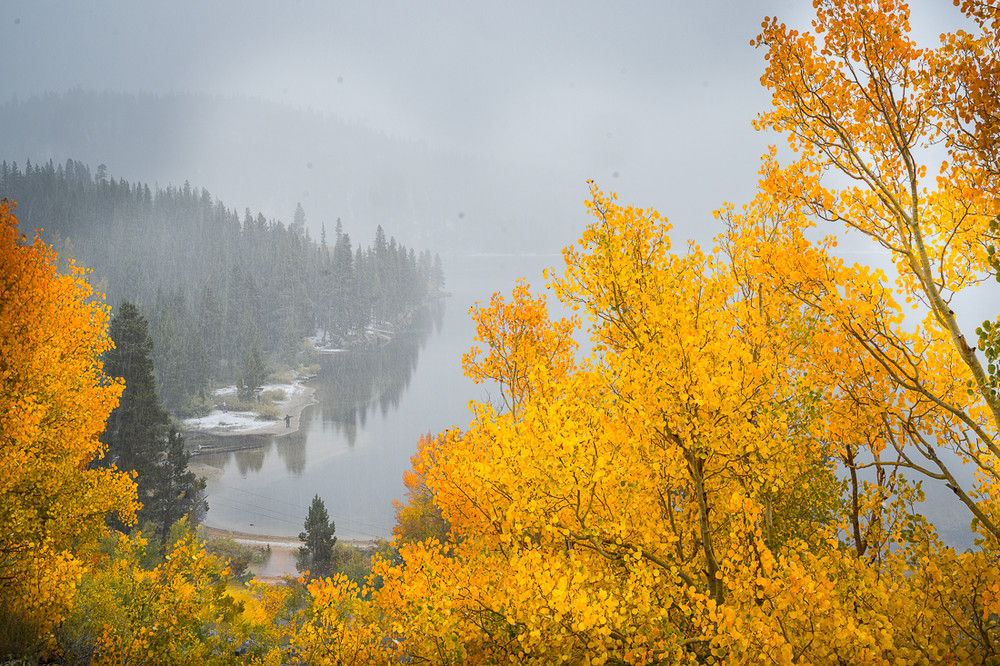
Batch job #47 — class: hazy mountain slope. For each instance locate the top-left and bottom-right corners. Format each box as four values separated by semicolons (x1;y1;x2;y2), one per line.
0;90;576;254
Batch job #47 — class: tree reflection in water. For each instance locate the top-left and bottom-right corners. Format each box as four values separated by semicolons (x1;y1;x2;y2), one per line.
194;298;444;476
313;299;444;446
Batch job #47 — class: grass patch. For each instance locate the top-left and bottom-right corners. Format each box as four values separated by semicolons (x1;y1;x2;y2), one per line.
267;371;294;385
255;404;281;421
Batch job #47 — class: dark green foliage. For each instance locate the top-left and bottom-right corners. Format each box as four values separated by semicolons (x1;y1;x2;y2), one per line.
238;344;268;402
296;495;337;578
101;302;171;515
152;287;210;415
100;302;205;542
149;427;207;547
1;159;443;414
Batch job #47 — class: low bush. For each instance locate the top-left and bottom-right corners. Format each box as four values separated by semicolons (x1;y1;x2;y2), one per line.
261;388;287;404
204;536;271;582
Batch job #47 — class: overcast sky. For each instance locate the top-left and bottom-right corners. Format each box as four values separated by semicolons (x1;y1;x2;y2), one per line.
0;1;967;249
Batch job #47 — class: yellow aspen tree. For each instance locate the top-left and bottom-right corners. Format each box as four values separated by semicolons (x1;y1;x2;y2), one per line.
0;200;137;646
747;0;1000;656
331;186;856;664
299;1;1000;662
307;182;984;662
78;529;245;666
291;573;395;666
753;0;1000;544
714;165;982;662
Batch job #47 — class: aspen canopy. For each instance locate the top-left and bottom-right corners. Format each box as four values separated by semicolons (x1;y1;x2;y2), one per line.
295;0;1000;662
3;0;1000;663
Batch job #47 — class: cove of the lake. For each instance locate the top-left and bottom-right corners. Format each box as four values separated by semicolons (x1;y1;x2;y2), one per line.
191;254;560;540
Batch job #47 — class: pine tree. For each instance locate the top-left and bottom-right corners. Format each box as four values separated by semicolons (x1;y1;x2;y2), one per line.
101;302;171;513
237;342;268;401
101;301;204;541
297;494;337;577
431;253;445;292
148;426;207;546
291;202;306;236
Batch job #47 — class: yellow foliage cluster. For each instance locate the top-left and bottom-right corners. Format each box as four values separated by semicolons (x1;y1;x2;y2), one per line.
0;199;137;642
292;1;1000;663
81;531;244;665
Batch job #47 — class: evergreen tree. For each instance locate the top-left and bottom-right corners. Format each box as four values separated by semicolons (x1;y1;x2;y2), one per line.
101;302;170;518
197;283;224;381
148;426;207;546
330;229;355;337
151;287;197;413
431;253;445;292
291;201;306;236
297;494;337;577
101;302;204;541
238;343;268;401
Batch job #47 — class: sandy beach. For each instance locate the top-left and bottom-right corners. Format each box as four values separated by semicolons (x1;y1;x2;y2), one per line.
202;526;378;580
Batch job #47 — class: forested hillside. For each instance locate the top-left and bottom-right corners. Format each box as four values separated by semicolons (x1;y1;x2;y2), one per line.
0;90;574;255
1;159;445;414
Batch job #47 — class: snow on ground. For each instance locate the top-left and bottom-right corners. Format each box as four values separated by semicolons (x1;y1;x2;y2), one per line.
181;381;312;433
185;411;262;431
307;330;348;353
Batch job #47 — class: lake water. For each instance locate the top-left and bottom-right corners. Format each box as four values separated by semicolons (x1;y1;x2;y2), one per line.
195;254;980;550
196;254;562;540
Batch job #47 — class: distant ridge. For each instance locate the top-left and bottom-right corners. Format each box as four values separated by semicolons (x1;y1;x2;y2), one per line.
0;90;569;255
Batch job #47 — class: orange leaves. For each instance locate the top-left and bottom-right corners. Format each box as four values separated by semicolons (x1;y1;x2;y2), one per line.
0;200;137;641
462;278;579;419
756;0;934;209
392;432;451;546
755;0;1000;555
744;0;1000;657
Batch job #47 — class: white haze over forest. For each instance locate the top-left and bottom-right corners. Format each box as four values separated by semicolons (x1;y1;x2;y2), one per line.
0;0;963;255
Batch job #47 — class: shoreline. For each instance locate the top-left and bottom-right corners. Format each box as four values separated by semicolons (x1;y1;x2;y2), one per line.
183;380;318;486
201;526;381;580
202;526;378;550
182;381;318;444
183;301;446;448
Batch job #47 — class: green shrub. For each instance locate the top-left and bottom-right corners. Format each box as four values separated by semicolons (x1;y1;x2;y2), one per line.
260;388;287;404
204;537;270;582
